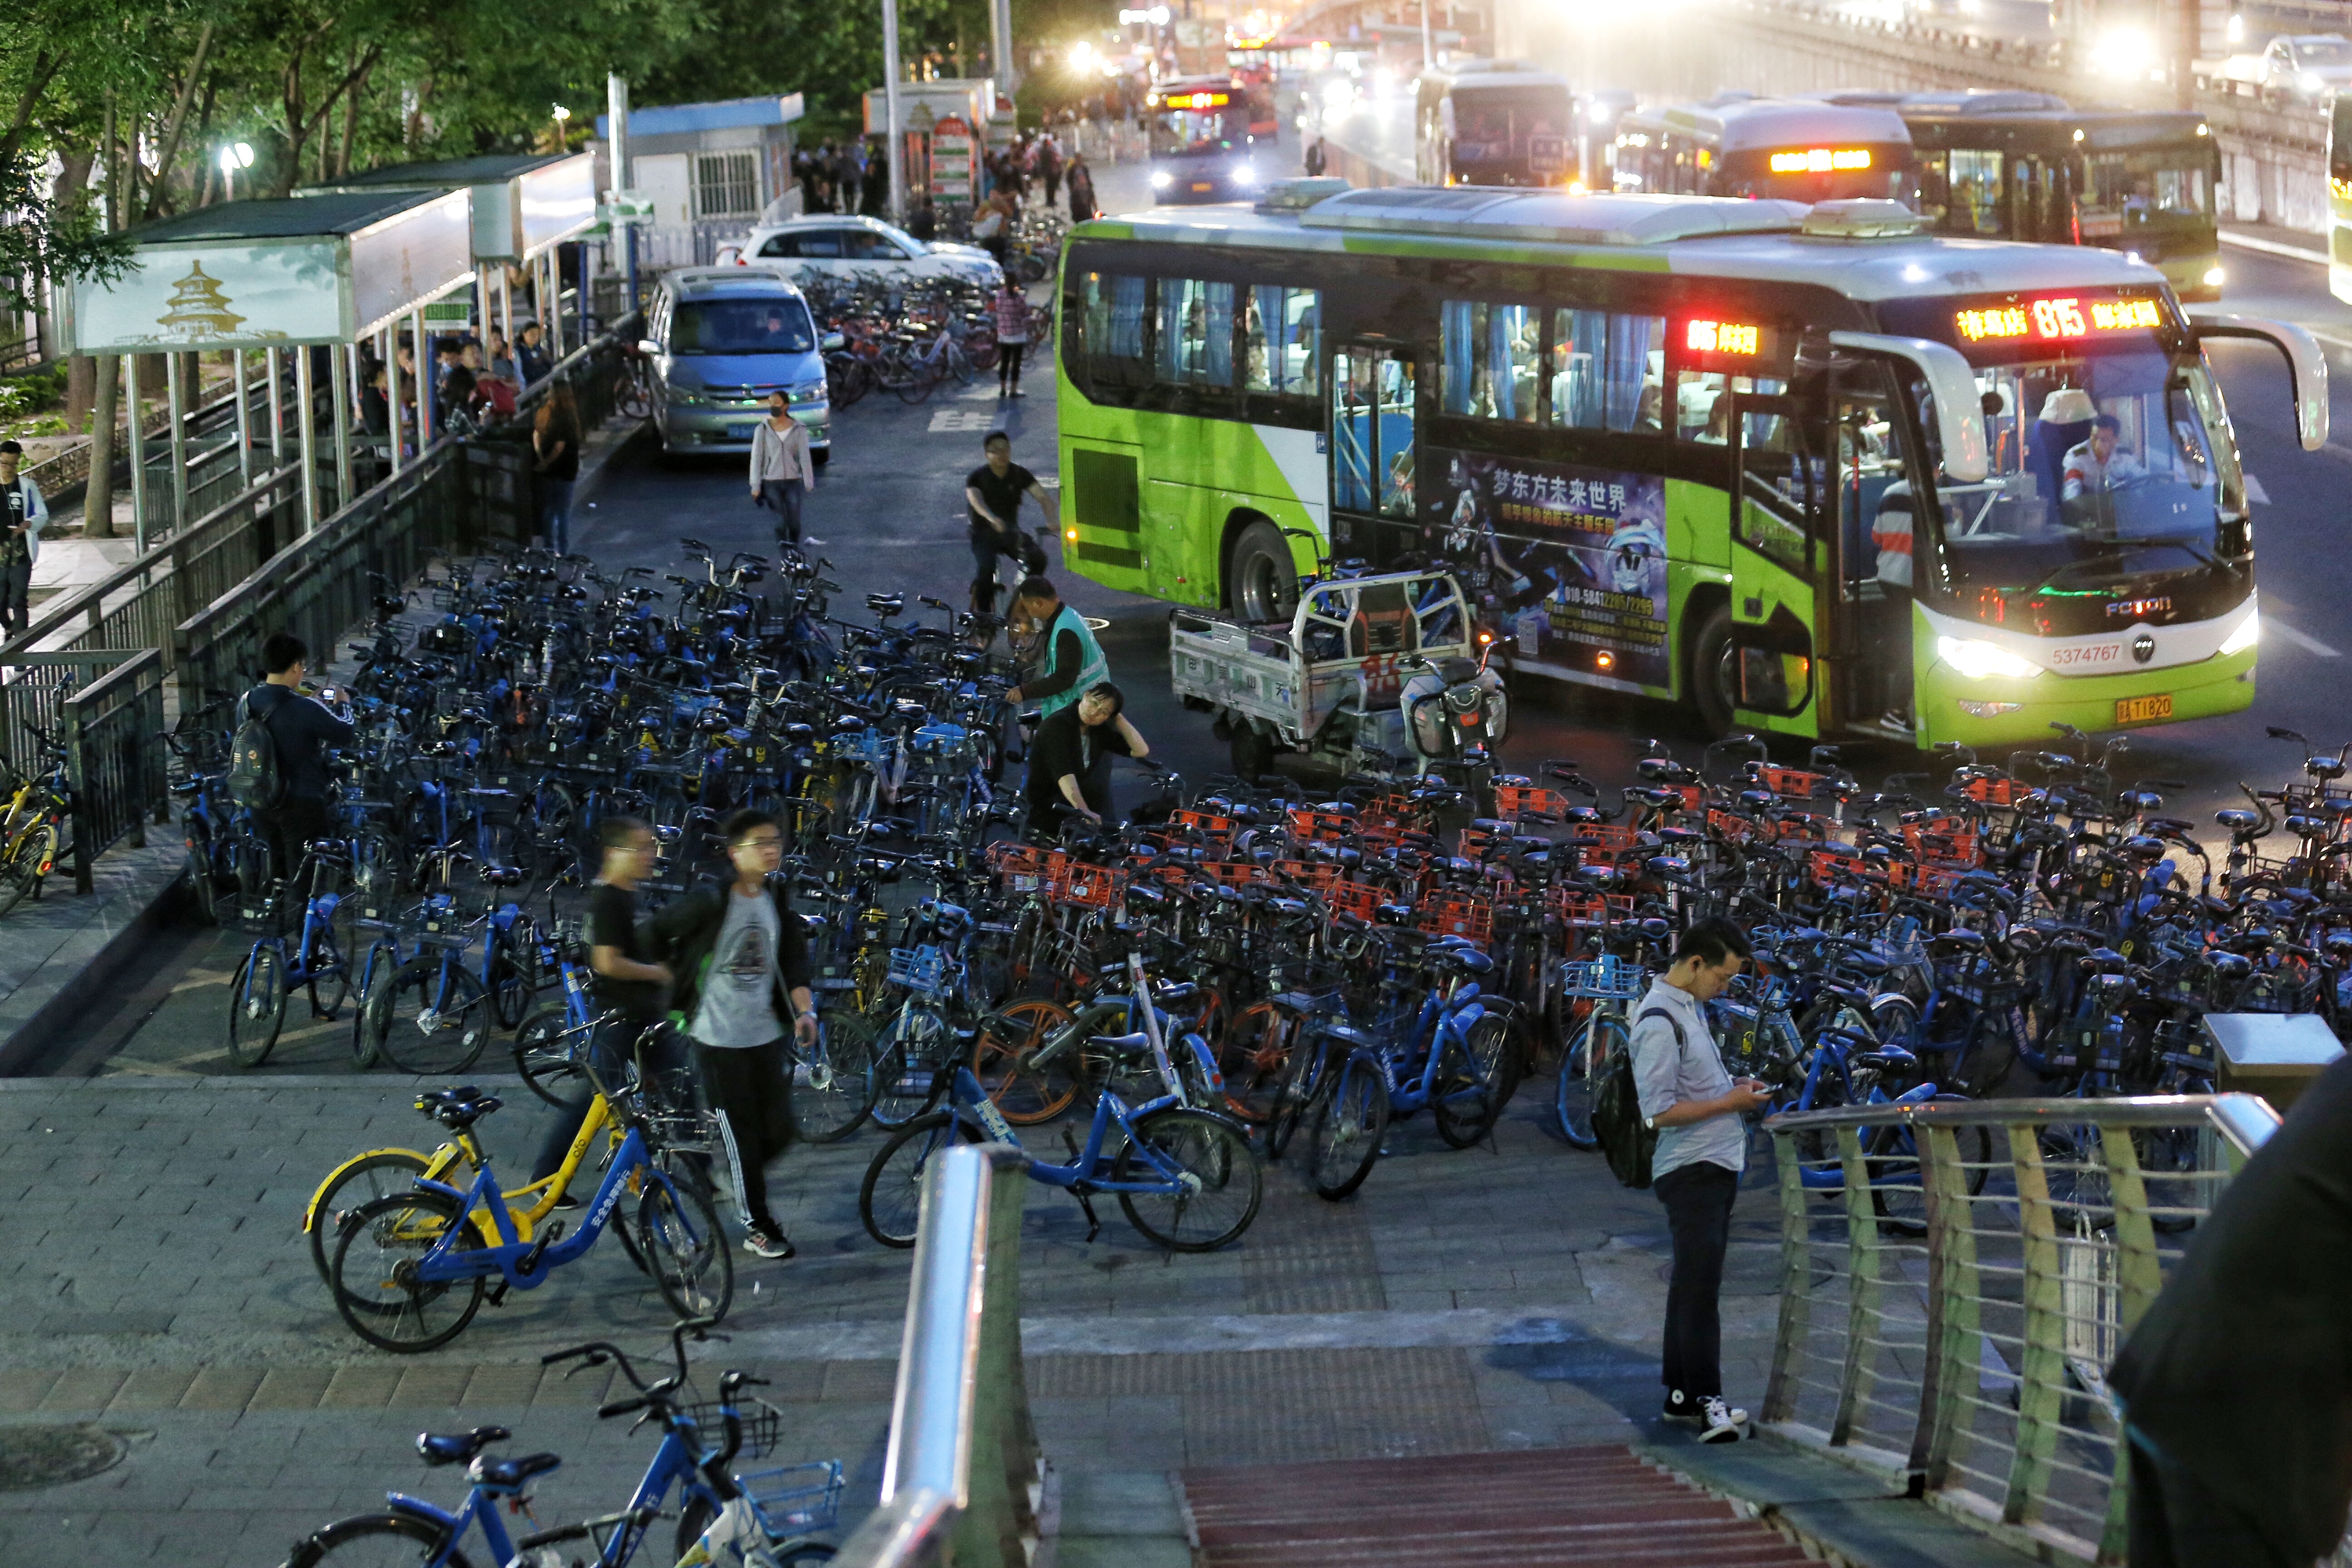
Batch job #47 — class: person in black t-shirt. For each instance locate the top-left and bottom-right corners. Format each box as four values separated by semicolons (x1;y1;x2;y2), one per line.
965;430;1056;618
530;817;674;1195
1024;681;1147;840
241;631;356;898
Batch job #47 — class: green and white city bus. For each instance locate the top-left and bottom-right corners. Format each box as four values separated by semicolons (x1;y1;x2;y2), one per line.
1053;185;2325;748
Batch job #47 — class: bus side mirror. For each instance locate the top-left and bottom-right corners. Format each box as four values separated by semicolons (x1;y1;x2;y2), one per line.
2183;309;2329;451
1827;331;1989;483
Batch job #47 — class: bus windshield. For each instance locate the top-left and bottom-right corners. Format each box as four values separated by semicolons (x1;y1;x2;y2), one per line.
1926;342;2241;604
2080;150;2213;241
1450;87;1571;164
1152;104;1247;158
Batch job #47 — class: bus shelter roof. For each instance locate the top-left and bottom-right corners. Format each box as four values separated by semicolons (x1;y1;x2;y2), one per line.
64;188;475;353
299;152;597;262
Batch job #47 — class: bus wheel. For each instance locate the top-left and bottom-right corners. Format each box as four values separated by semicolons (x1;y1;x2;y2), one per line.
1691;602;1738;736
1228;520;1297;623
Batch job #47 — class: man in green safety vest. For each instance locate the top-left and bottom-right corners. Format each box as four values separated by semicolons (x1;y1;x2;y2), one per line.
1006;576;1107;720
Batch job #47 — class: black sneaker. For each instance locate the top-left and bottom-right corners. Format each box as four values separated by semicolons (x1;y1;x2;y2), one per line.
550;1191;583;1212
1697;1396;1749;1444
1661;1389;1701;1426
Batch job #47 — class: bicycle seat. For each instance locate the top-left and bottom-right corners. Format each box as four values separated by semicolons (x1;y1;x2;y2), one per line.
471;1451;564;1490
1433;946;1494;975
1152;981;1199;1004
416;1087;502;1127
417;1426;511;1466
479;865;528;888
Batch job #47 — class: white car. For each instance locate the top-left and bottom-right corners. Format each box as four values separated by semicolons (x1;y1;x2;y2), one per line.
734;215;1001;287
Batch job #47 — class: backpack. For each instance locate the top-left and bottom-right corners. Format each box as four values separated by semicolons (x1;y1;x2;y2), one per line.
1595;1006;1683;1190
225;691;286;810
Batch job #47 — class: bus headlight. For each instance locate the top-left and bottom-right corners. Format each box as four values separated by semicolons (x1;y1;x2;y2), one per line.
1937;636;2042;681
1233;163;1259;186
2220;607;2259;656
2203;265;2226;288
1151;170;1172;189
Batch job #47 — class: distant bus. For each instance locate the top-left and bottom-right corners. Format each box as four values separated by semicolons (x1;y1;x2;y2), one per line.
1613;95;1916;206
1146;76;1268;204
2326;91;2352;305
1415;60;1578;188
1896;92;2223;300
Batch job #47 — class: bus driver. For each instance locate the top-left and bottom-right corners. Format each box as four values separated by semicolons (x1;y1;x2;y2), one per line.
2061;414;2141;527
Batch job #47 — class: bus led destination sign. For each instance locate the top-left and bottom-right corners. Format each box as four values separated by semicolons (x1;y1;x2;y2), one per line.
1686;318;1760;355
1159;91;1229;109
1768;147;1872;173
1956;295;2163;343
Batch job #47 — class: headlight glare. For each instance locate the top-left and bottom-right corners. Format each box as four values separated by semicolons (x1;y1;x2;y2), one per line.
1936;635;2042;681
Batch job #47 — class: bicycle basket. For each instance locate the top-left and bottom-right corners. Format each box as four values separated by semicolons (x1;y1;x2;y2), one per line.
684;1396;785;1461
744;1458;844;1531
414;897;474;950
887;945;958;1000
1558;953;1646;1000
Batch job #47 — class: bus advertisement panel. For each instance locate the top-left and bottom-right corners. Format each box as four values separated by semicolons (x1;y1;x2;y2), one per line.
1426;451;1671;682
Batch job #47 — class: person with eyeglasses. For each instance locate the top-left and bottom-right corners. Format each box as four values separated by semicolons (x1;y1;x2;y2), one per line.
647;809;817;1260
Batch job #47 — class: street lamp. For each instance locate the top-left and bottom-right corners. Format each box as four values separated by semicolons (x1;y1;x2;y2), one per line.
217;140;255;200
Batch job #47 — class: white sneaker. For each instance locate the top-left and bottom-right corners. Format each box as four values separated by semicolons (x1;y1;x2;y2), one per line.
1697;1395;1749;1443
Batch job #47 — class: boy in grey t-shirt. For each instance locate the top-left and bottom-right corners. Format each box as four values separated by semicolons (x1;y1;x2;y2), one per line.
649;810;817;1260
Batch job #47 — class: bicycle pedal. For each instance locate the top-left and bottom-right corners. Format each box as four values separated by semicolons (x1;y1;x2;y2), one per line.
1073;1191;1102;1244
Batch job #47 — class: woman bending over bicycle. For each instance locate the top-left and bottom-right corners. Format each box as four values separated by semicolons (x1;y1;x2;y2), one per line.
647;809;818;1261
1022;682;1147;841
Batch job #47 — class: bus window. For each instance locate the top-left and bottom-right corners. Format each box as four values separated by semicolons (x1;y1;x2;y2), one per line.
1440;301;1539;423
1921;148;2003;235
2083;152;2211;235
1081;272;1150;390
1243;285;1321;396
1548;309;1663;432
1156;278;1235;387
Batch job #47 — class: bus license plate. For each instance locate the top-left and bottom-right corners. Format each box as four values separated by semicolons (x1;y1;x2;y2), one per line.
1191;181;1213;192
2116;693;2173;724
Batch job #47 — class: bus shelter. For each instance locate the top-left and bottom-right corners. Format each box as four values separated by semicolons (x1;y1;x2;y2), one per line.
63;189;475;539
302;152;598;357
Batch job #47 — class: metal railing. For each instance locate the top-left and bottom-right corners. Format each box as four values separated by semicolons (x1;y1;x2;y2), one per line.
1759;1093;2282;1565
834;1142;1042;1568
60;647;167;893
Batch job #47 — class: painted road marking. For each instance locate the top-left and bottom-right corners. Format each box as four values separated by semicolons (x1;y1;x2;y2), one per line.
927;409;996;433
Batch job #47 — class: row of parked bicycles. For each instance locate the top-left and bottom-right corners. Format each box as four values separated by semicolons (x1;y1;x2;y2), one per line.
792;273;1054;410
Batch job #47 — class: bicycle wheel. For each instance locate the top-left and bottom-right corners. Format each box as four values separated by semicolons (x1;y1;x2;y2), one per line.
308;930;352;1023
793;1009;880;1143
638;1174;735;1320
1555;1013;1624;1150
1433;1011;1524;1149
1115;1107;1263;1252
486;939;537;1031
352;952;397;1069
374;958;492;1075
1264;1031;1334;1160
228;944;290;1069
860;1111;983;1248
972;998;1081;1123
1215;1001;1300;1126
284;1511;474;1568
187;845;222;926
511;1004;588;1106
869;1005;951;1128
1307;1055;1389;1200
2134;1122;2202;1234
307;1149;436;1283
675;1499;840;1566
0;822;57;917
329;1188;489;1352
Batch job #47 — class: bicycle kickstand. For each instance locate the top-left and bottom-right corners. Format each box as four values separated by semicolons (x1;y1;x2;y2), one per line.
1060;1127;1104;1242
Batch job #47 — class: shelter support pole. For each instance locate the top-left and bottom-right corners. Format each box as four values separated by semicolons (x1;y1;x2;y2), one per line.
499;270;514;343
411;310;435;449
329;343;355;512
164;353;190;537
384;328;406;477
294;347;320;533
476;273;494;344
265;348;286;467
883;0;906;224
124;355;149;554
233;349;253;485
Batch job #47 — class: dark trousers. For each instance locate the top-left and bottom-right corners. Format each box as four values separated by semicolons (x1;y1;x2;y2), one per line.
1656;1160;1739;1401
996;341;1026;390
2127;1433;2308;1568
971;532;1022;616
761;478;805;545
0;554;27;637
696;1038;794;1233
259;796;334;900
529;1015;646;1184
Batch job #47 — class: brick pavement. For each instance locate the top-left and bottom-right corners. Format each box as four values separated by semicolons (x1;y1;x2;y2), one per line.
0;1074;1788;1564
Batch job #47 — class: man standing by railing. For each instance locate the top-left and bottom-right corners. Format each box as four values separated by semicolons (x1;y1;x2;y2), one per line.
0;440;48;639
1631;916;1769;1445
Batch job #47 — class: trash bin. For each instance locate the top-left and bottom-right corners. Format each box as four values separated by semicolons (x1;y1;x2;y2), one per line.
2202;1013;2345;1118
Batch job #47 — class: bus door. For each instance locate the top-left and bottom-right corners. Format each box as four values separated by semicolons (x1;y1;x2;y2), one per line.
1329;343;1419;560
1827;361;1926;734
1728;389;1824;735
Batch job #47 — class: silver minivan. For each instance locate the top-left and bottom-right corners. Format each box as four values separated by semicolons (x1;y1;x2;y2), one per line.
643;265;832;459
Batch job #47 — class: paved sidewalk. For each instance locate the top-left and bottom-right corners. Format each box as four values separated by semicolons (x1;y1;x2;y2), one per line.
0;1073;1788;1564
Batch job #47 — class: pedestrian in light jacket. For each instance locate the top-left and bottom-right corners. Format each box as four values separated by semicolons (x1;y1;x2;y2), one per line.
0;440;49;638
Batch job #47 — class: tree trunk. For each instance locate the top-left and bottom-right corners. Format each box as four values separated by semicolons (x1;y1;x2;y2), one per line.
86;355;118;539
